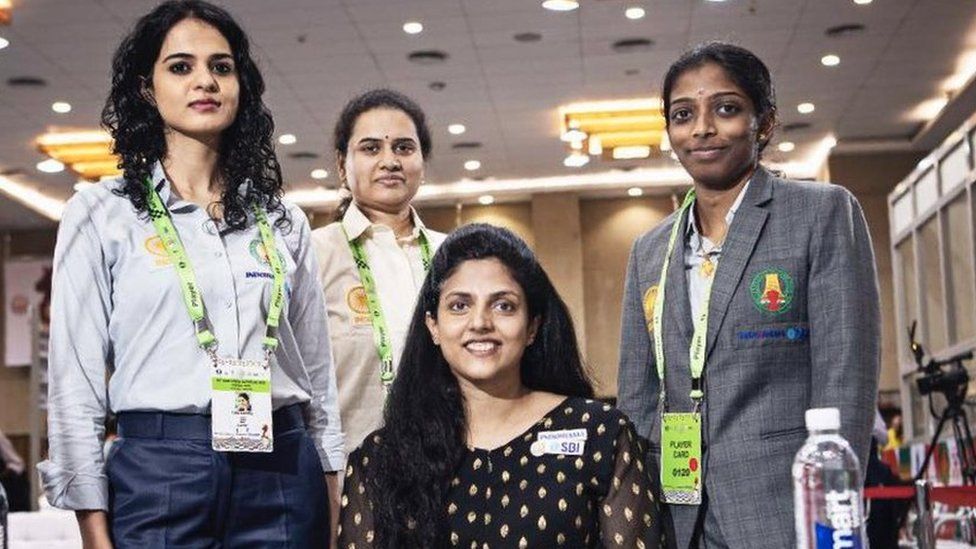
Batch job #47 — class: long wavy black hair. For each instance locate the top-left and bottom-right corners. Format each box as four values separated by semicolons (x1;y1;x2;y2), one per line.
366;223;594;547
102;0;287;231
331;88;432;222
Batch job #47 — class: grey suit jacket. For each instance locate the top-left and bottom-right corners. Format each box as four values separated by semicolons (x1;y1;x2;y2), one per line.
617;167;880;549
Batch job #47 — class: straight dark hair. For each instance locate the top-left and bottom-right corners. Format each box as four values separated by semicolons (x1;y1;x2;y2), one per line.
662;41;778;153
331;88;432;222
365;223;594;547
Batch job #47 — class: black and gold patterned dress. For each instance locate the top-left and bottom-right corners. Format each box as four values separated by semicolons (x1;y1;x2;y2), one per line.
338;396;662;548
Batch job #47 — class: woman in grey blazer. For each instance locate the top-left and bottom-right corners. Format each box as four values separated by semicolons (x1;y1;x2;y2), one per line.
617;42;880;548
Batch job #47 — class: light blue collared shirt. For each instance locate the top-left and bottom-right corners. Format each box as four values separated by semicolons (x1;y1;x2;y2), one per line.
684;181;751;320
39;163;344;511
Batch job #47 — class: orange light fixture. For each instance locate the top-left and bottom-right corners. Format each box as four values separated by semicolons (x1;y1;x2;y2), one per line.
35;129;122;181
0;0;12;25
559;98;666;163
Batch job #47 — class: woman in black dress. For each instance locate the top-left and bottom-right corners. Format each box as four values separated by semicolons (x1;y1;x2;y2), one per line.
338;224;661;548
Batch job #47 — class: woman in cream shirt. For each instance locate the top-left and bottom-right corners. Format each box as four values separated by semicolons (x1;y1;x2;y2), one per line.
312;89;446;451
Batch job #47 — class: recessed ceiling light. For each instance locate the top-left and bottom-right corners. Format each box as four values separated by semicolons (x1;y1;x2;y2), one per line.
777;141;796;152
37;159;65;173
464;160;481;171
52;101;72;114
542;0;579;11
627;187;643;197
448;123;466;135
797;102;816;114
820;54;840;67
560;128;587;142
0;36;8;50
403;21;423;34
311;169;328;180
625;7;646;20
853;0;871;4
278;134;297;145
478;195;495;205
563;152;589;168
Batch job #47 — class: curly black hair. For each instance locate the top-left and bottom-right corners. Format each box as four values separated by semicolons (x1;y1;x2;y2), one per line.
331;88;432;222
365;224;594;547
662;41;778;154
102;0;287;231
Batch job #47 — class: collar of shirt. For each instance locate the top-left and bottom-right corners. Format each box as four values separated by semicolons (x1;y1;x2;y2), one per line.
341;200;431;244
685;179;751;253
150;161;251;216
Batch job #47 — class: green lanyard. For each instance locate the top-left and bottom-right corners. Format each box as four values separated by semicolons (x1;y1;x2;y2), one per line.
143;178;286;353
651;189;716;408
343;226;432;386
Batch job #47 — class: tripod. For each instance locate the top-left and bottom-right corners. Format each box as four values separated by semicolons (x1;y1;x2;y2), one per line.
908;321;975;486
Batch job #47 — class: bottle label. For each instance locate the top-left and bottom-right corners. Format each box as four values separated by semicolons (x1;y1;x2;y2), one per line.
814;489;864;549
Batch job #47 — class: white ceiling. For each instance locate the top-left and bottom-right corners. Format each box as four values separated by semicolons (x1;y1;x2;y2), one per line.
0;0;974;229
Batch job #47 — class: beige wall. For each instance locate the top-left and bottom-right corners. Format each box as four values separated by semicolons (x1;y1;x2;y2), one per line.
1;229;56;435
828;151;924;392
580;196;675;396
419;202;535;249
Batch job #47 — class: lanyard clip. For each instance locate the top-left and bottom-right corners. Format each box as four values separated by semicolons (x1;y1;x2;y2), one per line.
689;377;704;404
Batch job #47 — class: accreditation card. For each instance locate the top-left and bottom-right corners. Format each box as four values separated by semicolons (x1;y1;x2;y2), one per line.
211;355;274;452
661;412;702;505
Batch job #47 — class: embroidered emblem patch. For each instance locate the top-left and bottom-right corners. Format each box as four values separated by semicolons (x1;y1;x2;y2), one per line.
346;285;371;325
642;285;659;330
144;236;171;266
749;268;794;314
249;238;271;265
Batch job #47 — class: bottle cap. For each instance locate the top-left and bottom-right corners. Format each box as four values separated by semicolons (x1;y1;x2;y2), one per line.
805;407;841;431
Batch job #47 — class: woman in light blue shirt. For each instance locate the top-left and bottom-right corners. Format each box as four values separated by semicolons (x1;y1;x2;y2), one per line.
39;2;342;547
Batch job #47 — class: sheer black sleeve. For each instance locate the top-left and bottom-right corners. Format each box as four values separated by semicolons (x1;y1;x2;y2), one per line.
599;420;663;548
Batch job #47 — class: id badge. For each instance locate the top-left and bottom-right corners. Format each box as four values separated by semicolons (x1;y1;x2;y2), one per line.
661;412;702;505
530;428;587;456
210;355;274;453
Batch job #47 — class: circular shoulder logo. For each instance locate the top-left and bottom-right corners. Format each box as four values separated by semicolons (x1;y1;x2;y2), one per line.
346;285;370;315
749;267;794;314
642;285;659;324
144;236;167;257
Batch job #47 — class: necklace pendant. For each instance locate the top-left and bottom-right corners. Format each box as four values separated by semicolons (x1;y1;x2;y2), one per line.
700;258;715;278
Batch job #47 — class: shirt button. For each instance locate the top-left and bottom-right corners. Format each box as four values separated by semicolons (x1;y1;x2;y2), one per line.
214;251;223;258
225;300;233;309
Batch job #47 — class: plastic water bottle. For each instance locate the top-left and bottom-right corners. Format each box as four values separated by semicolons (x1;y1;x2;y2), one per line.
792;407;868;549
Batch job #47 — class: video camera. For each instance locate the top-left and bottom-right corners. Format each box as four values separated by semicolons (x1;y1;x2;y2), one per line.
909;321;972;399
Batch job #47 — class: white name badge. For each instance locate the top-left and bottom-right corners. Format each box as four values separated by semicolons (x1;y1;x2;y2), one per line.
210;355;273;453
531;429;588;456
531;439;586;456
